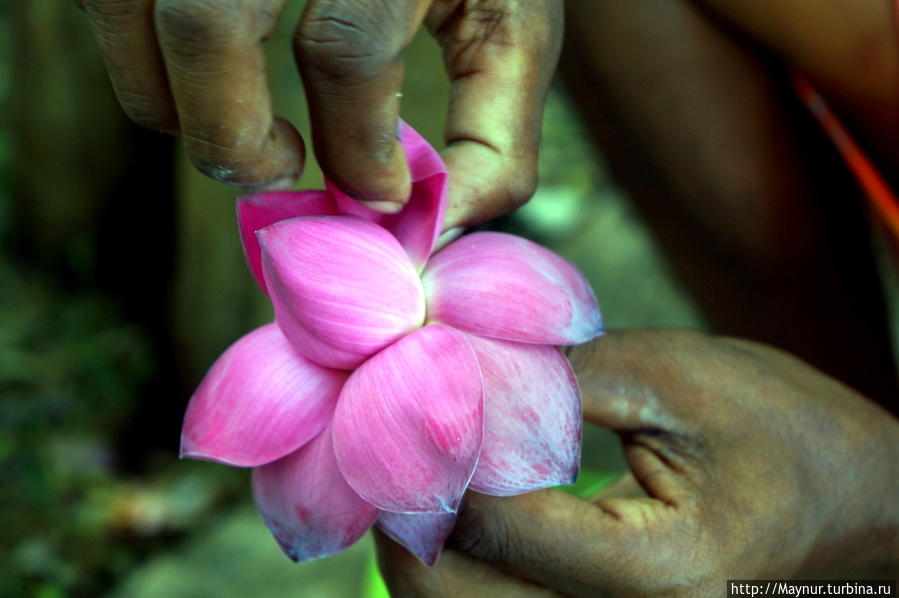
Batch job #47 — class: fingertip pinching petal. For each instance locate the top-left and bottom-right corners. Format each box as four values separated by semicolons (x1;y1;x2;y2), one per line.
328;120;448;267
237;191;337;292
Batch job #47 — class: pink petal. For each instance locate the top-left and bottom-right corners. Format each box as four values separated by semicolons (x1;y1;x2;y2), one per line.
328;121;447;268
465;335;581;495
253;426;378;562
332;324;484;513
377;511;458;566
237;191;338;292
180;323;347;467
259;215;426;370
422;232;603;345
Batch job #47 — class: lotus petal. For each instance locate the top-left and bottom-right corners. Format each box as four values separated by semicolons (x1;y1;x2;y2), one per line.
465;335;581;495
259;216;426;369
332;325;484;513
253;426;378;562
377;511;458;566
423;232;603;345
237;191;338;291
328;121;447;268
180;323;347;467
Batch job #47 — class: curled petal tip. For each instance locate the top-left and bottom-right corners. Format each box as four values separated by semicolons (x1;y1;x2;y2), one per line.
329;121;448;265
564;300;604;345
253;427;378;562
378;511;458;566
236;190;337;292
177;441;189;461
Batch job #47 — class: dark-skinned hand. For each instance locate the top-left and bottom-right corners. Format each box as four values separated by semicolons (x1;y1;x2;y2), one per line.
76;0;562;229
377;329;899;597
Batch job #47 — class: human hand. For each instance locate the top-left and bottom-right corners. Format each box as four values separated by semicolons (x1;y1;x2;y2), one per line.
77;0;561;228
376;329;899;597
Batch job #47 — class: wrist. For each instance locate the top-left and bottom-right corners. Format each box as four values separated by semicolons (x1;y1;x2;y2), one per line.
803;403;899;577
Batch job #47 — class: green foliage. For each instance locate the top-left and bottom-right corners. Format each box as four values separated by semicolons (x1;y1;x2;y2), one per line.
363;553;391;598
558;470;619;499
0;260;146;595
0;185;243;595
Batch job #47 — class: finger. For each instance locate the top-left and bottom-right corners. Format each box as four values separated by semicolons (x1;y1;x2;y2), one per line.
155;0;305;189
295;0;431;211
427;1;564;230
591;472;646;500
448;489;698;597
80;0;178;131
375;529;560;598
570;330;710;500
619;443;695;506
568;329;711;433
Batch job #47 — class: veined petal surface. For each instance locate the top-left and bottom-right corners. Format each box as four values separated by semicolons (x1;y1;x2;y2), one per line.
465;335;581;495
259;216;426;369
328;121;447;267
333;325;484;514
180;323;347;467
237;191;337;292
253;426;378;562
423;232;603;345
377;511;458;566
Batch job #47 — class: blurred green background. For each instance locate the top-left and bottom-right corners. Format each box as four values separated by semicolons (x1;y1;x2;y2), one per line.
0;2;718;597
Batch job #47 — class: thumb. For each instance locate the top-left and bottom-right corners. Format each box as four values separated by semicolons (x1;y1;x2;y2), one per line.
568;329;711;433
447;484;699;598
440;332;720;594
569;330;709;505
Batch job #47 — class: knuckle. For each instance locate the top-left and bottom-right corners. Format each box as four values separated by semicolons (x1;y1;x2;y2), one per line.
296;4;401;79
503;161;538;209
451;501;515;563
451;522;502;562
155;0;244;47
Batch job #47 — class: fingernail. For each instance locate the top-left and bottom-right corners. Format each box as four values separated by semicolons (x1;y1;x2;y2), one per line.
224;171;299;192
260;172;299;191
358;199;405;214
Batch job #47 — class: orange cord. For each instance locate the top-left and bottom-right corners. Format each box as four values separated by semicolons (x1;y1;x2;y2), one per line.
792;72;899;245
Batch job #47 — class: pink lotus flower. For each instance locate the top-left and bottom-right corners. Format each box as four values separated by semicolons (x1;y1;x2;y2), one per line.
180;123;603;565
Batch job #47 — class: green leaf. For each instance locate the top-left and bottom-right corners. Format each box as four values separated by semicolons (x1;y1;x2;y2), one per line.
557;470;618;499
362;552;391;598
